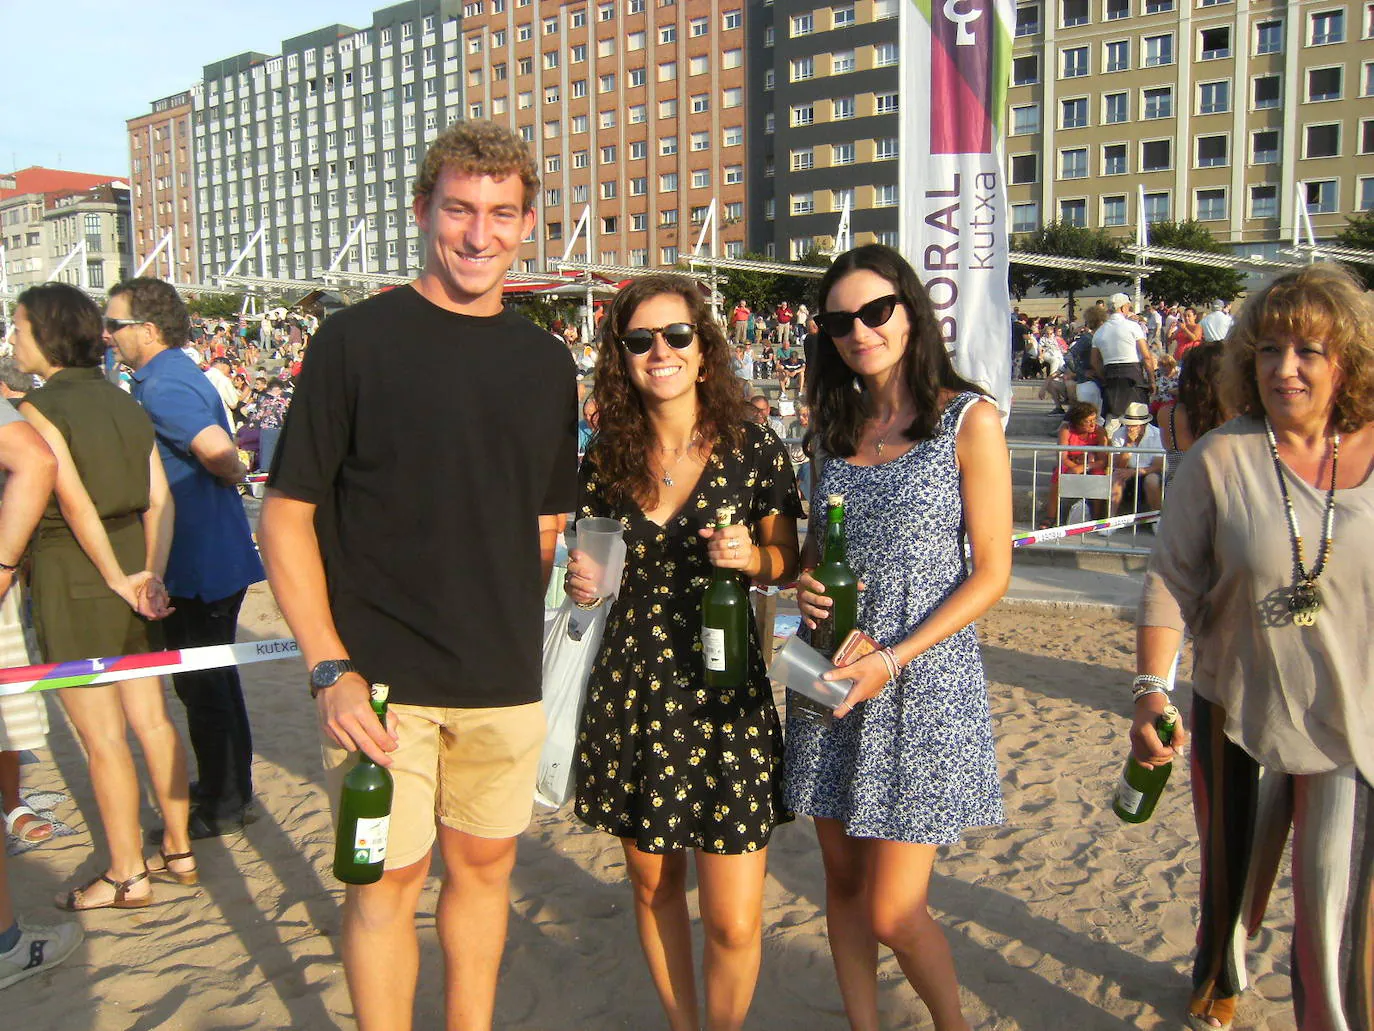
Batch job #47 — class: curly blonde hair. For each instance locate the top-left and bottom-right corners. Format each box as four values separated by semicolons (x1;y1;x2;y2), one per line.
1221;264;1374;433
412;120;540;211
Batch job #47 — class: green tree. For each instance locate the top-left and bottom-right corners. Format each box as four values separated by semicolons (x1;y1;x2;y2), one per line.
721;249;829;313
1139;220;1246;307
184;293;244;320
1010;221;1128;319
1335;211;1374;289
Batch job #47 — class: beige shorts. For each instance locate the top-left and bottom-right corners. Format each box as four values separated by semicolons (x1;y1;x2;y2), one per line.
323;700;545;870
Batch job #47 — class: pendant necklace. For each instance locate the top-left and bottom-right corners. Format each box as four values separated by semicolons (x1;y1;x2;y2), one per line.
1264;417;1339;627
656;434;699;487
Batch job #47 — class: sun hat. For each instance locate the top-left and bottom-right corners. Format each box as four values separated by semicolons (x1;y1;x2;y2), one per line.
1121;401;1151;425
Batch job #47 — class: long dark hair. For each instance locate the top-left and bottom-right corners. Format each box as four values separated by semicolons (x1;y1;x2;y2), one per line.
806;244;984;457
590;275;747;508
1176;341;1227;439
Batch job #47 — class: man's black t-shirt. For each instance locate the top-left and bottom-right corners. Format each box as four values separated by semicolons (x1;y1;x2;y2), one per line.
270;286;579;708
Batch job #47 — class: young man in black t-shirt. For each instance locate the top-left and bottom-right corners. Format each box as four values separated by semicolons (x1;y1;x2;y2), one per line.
260;121;577;1031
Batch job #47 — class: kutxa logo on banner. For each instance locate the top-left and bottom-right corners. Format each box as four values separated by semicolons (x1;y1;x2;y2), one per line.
929;0;993;154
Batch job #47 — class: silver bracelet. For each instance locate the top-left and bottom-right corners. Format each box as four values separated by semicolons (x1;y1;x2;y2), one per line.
878;646;901;682
1132;686;1169;705
1131;674;1170;700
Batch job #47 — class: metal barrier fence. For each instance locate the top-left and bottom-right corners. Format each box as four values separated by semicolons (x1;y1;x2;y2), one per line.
1009;441;1168;549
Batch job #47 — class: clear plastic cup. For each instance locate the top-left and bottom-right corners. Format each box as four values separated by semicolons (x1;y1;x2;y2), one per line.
769;635;853;709
573;517;626;598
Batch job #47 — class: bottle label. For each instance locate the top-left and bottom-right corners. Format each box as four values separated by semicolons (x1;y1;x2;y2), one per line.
702;627;726;671
1114;776;1144;814
349;814;390;865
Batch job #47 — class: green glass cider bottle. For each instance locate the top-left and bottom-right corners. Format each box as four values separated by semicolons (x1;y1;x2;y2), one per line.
1112;704;1181;824
809;494;860;658
333;683;395;884
701;506;750;688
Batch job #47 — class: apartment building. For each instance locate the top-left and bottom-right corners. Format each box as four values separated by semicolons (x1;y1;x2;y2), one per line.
1006;0;1374;250
188;0;465;284
0;168;131;292
754;0;903;260
460;0;750;269
127;91;198;282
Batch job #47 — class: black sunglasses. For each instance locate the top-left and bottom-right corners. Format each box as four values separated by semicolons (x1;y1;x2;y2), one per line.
619;323;696;355
103;317;146;334
817;295;899;338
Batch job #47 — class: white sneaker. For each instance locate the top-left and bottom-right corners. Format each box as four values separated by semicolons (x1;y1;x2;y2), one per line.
0;918;83;990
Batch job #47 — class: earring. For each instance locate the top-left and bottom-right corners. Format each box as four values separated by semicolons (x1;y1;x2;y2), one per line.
697;369;707;382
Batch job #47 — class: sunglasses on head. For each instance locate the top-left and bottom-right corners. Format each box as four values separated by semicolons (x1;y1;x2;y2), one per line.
817;294;899;338
619;323;696;355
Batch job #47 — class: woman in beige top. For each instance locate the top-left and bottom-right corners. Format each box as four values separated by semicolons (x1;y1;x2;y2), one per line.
1133;264;1374;1031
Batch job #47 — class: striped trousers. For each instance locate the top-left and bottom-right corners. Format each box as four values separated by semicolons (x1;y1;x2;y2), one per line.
1190;694;1374;1031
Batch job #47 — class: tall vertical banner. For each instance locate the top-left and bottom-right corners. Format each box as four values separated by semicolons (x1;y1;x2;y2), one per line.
899;0;1015;415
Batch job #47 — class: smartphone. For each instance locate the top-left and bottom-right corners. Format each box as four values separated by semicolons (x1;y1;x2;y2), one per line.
832;628;881;668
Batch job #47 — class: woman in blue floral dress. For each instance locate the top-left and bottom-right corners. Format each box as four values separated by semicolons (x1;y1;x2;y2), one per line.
786;245;1012;1031
564;275;801;1031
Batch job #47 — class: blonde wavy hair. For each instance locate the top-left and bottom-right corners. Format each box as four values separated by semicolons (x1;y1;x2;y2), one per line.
1221;264;1374;433
411;120;540;211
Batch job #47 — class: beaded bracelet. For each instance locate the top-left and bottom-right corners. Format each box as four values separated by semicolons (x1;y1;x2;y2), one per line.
878;646;902;682
1131;674;1170;700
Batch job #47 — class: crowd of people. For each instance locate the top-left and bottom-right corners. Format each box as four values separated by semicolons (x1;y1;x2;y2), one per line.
0;117;1370;1031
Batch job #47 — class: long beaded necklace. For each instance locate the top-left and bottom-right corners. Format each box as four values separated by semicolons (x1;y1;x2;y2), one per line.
1264;417;1340;627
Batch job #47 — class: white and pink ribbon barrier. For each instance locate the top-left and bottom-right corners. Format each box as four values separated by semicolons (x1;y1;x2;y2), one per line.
0;639;300;697
1013;510;1160;548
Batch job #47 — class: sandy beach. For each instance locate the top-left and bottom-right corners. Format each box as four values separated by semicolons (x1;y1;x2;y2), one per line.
4;584;1298;1030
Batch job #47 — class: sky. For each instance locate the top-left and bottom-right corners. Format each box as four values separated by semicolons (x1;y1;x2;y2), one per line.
0;0;388;178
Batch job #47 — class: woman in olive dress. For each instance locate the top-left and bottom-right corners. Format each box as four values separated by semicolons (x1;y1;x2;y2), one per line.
565;275;801;1031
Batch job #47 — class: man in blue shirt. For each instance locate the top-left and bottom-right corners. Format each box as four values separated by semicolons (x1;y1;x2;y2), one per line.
106;278;265;839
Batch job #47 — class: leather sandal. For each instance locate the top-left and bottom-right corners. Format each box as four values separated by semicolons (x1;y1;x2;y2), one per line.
56;869;153;911
147;848;199;886
1186;994;1237;1031
4;804;54;844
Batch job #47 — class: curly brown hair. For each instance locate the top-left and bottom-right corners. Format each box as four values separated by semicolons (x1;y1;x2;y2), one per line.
1176;341;1228;439
412;119;540;211
589;276;747;508
1220;264;1374;433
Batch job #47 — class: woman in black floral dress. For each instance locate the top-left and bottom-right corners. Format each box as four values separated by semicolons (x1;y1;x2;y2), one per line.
565;275;801;1031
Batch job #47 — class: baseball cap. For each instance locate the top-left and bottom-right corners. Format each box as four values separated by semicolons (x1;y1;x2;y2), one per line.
1211;299;1225;310
1109;292;1131;310
1121;401;1151;425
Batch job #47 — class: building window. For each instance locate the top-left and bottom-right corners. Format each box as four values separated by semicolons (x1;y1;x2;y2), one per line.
1196;188;1227;221
832;142;856;165
660;172;678;192
658;24;676;43
1104;39;1129;71
1255;19;1283;54
833;4;856;26
660;136;678;156
1305;123;1341;158
1252;129;1280;163
1198;26;1231;60
1010;153;1039;184
1102;195;1128;226
1061;97;1088;128
691;169;710;188
722;87;742;107
1011;202;1040;233
1060;199;1087;226
1250;184;1278;218
724;165;743;184
1062;0;1089;25
875;185;898;207
874;42;898;66
1362;118;1374;153
833;50;855;74
1253;75;1281;109
1199;80;1230;114
1144;33;1173;66
601;180;617;199
1143;86;1173;118
1103;142;1128;174
1143;191;1171;222
833;96;855;120
691;93;709;113
791;103;814;126
1016;3;1041;34
1013;104;1041;134
1013;55;1040;85
1304;179;1338;212
630;176;647;195
690;130;709;151
876;137;899;159
791;193;815;215
1308;67;1343;102
629;104;646;123
723;8;741;29
791;148;814;171
875;92;899;114
1141;138;1172;171
689;54;709;75
1309;9;1345;44
627;30;644;49
1105;0;1129;18
1197;134;1229;167
1060;148;1089;178
791;12;814;35
790;56;814;81
723;125;743;147
1364;62;1374;96
1104;92;1129;123
628;67;646;86
1061;46;1089;77
1359;177;1374;211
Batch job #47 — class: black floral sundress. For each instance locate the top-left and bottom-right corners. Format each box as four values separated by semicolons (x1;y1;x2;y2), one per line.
574;422;803;854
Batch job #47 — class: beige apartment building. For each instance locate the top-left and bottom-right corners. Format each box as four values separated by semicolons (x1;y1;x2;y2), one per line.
127;91;198;282
1006;0;1374;251
459;0;751;268
1;169;131;293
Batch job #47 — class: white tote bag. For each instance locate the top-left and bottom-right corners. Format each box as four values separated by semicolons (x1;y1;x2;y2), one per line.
535;599;610;810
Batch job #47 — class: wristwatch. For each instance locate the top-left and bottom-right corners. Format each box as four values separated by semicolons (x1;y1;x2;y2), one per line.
309;659;357;698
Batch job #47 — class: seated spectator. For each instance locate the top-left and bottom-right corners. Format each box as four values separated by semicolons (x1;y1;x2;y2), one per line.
1149;352;1180;416
1109;401;1164;514
777;343;805;395
1041;401;1108;527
